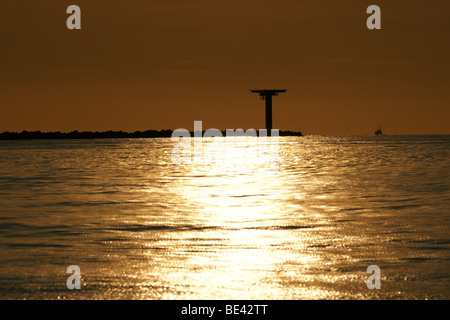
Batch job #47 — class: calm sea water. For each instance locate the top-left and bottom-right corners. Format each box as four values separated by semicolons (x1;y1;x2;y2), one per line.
0;135;449;300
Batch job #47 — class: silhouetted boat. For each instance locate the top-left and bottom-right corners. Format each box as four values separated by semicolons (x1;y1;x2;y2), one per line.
375;126;383;136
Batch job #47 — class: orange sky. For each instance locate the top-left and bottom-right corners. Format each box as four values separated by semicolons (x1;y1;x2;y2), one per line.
1;0;449;135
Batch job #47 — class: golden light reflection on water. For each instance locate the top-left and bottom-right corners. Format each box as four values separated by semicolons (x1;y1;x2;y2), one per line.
2;136;447;299
96;137;394;299
148;137;327;299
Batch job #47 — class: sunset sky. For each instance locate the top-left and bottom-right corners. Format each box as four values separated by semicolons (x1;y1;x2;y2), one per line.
1;0;449;135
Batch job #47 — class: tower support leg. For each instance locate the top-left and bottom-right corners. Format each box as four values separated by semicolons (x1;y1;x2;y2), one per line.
265;95;272;136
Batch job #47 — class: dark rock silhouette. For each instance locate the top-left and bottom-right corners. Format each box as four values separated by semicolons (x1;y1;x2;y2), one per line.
0;129;302;140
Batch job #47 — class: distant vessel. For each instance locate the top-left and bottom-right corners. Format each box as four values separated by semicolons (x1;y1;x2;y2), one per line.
375;126;383;136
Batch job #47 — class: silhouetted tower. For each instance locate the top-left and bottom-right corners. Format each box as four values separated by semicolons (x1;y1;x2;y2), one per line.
250;89;287;135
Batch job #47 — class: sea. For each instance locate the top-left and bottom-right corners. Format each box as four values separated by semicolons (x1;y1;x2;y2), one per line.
0;135;449;299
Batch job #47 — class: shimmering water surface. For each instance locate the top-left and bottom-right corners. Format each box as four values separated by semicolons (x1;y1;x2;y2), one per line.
0;135;449;299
